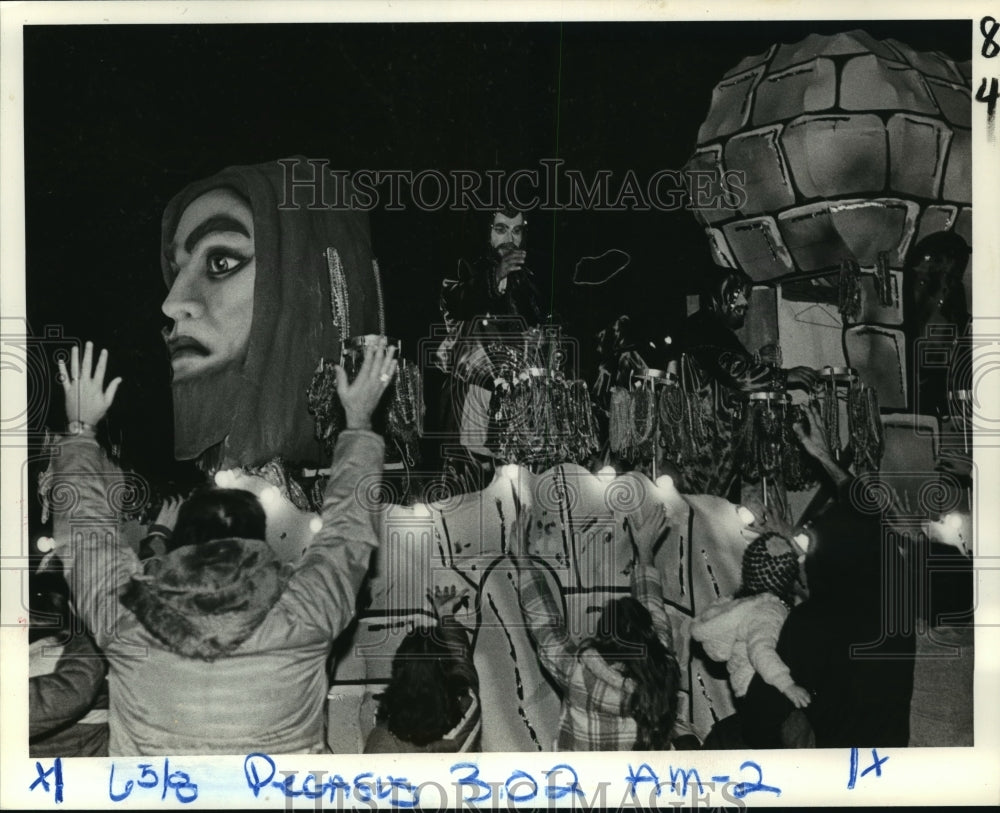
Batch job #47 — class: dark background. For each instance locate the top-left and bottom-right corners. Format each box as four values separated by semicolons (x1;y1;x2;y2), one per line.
22;19;971;490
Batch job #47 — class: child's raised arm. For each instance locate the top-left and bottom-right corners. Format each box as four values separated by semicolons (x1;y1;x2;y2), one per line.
507;507;576;690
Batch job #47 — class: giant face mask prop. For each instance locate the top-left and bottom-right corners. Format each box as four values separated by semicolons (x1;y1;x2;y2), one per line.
160;158;384;469
162;188;256;382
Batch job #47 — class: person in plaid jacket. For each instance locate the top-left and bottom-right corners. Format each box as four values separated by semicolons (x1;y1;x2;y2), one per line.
509;505;681;750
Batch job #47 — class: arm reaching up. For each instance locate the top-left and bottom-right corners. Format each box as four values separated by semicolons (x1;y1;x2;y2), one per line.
274;341;398;637
50;343;138;648
625;506;676;654
507;507;577;690
793;401;851;492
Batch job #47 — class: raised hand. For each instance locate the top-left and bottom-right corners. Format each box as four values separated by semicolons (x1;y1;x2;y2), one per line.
786;366;820;392
496;248;527;283
427;584;471;620
791;399;857;492
154;495;183;530
741;500;795;544
58;341;122;428
937;448;973;479
792;401;834;462
757;343;781;366
334;339;398;431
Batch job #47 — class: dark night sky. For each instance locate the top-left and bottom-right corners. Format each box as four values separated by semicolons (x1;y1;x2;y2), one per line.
22;19;971;486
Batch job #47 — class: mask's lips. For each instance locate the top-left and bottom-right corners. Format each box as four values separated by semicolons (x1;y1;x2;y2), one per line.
165;334;210;359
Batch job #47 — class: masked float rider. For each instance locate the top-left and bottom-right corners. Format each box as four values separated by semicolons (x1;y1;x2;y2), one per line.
437;208;544;491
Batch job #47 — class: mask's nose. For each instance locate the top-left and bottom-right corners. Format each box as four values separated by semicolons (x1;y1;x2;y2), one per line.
161;270;205;323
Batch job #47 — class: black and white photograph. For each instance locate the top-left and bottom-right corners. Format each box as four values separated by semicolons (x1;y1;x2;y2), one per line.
1;1;997;808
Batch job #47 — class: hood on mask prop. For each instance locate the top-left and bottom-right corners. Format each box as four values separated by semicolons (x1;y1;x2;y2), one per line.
160;157;385;469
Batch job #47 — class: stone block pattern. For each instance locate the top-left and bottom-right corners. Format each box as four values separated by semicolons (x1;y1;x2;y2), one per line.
687;30;971;283
687;30;971;409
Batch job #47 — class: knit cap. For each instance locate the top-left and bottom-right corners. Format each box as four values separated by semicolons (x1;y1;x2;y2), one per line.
741;533;799;605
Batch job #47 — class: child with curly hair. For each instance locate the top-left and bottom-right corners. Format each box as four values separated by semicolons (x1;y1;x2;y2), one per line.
364;586;480;753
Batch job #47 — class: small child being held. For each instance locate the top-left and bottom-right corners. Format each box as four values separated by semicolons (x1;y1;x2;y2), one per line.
691;532;811;717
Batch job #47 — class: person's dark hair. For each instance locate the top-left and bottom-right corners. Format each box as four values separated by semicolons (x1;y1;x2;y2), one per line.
489;202;526;224
591;596;680;750
592;314;675;398
904;231;971;328
167;487;267;553
29;557;70;644
595;315;640;363
905;231;971;277
376;625;478;747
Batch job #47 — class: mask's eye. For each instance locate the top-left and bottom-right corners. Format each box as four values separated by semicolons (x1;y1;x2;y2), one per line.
206;251;249;278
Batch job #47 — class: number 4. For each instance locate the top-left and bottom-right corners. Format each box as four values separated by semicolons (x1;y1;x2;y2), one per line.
975;77;999;119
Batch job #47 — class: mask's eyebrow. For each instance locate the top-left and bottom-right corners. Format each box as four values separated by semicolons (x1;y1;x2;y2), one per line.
165;215;251;263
